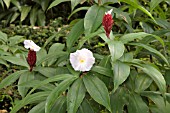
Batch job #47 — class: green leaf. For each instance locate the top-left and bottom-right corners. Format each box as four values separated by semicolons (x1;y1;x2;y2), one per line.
127;93;149;113
8;35;23;46
119;52;133;62
108;41;125;61
11;91;50;113
165;70;170;85
35;67;56;77
141;91;170;113
40;0;50;11
50;96;66;113
84;5;106;35
71;0;83;10
0;70;28;89
129;43;169;65
68;7;89;19
3;0;10;8
150;0;163;12
77;99;94;113
135;74;153;93
83;74;111;111
20;6;31;22
10;12;20;23
45;76;77;113
110;87;128;113
30;6;38;26
18;71;34;98
48;0;70;10
133;64;166;94
67;19;84;50
113;61;130;92
37;10;45;26
0;31;8;43
67;78;86;113
28;101;45;113
1;55;29;68
91;66;113;77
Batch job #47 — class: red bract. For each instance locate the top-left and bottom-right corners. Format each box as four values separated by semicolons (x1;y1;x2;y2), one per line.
102;9;114;38
27;50;36;71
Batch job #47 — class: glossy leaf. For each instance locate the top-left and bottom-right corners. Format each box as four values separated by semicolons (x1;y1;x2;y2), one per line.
71;0;84;10
10;12;20;23
8;35;23;46
68;7;89;19
11;91;50;113
110;87;128;113
37;10;45;26
127;93;149;113
135;74;153;93
50;96;66;113
3;0;10;8
67;78;86;113
48;0;70;10
45;76;77;113
113;61;130;92
129;43;169;65
18;71;34;98
108;41;125;61
83;74;111;111
0;31;8;43
67;19;84;49
84;5;106;35
91;66;113;77
150;0;163;12
20;6;31;22
77;99;94;113
28;101;45;113
0;70;28;89
30;6;38;26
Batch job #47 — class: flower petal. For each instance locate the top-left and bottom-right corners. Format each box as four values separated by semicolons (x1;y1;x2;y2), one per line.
24;40;41;51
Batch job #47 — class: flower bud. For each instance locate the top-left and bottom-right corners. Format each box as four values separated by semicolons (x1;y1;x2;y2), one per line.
27;50;36;71
102;9;114;38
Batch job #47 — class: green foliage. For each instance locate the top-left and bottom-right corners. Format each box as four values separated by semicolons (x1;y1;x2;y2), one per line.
0;0;170;113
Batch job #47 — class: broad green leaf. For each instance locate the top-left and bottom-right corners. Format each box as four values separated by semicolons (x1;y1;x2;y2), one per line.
119;0;155;21
48;43;65;65
67;19;84;50
140;22;154;33
0;58;9;67
68;7;89;19
11;0;21;10
8;35;23;46
83;74;111;111
30;6;38;26
36;51;67;66
95;0;118;4
141;91;170;113
48;0;70;10
164;70;170;85
119;52;133;62
35;67;56;77
10;12;20;23
20;6;31;22
28;101;45;113
77;99;94;113
133;64;166;94
28;74;73;95
0;70;27;89
37;10;45;26
0;31;8;43
36;48;47;66
1;55;29;68
45;76;77;113
127;93;149;113
91;66;113;77
11;91;50;113
18;71;34;98
84;5;106;35
155;18;170;29
113;61;130;92
108;41;125;61
135;74;153;93
71;0;84;10
50;96;66;113
150;0;163;12
3;0;10;8
110;87;128;113
40;0;50;11
120;32;164;46
67;78;86;113
129;43;169;65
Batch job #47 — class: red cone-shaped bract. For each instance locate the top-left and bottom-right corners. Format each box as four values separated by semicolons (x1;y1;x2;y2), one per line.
102;13;114;38
27;50;36;71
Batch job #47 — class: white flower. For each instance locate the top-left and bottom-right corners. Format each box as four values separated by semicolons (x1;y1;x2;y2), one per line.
24;40;41;51
105;9;113;15
70;48;95;72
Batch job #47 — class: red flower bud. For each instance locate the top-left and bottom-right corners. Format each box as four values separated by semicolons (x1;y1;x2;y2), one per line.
27;50;36;71
102;9;114;38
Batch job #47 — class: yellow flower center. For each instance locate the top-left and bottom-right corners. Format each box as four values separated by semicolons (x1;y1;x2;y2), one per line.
79;59;85;63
